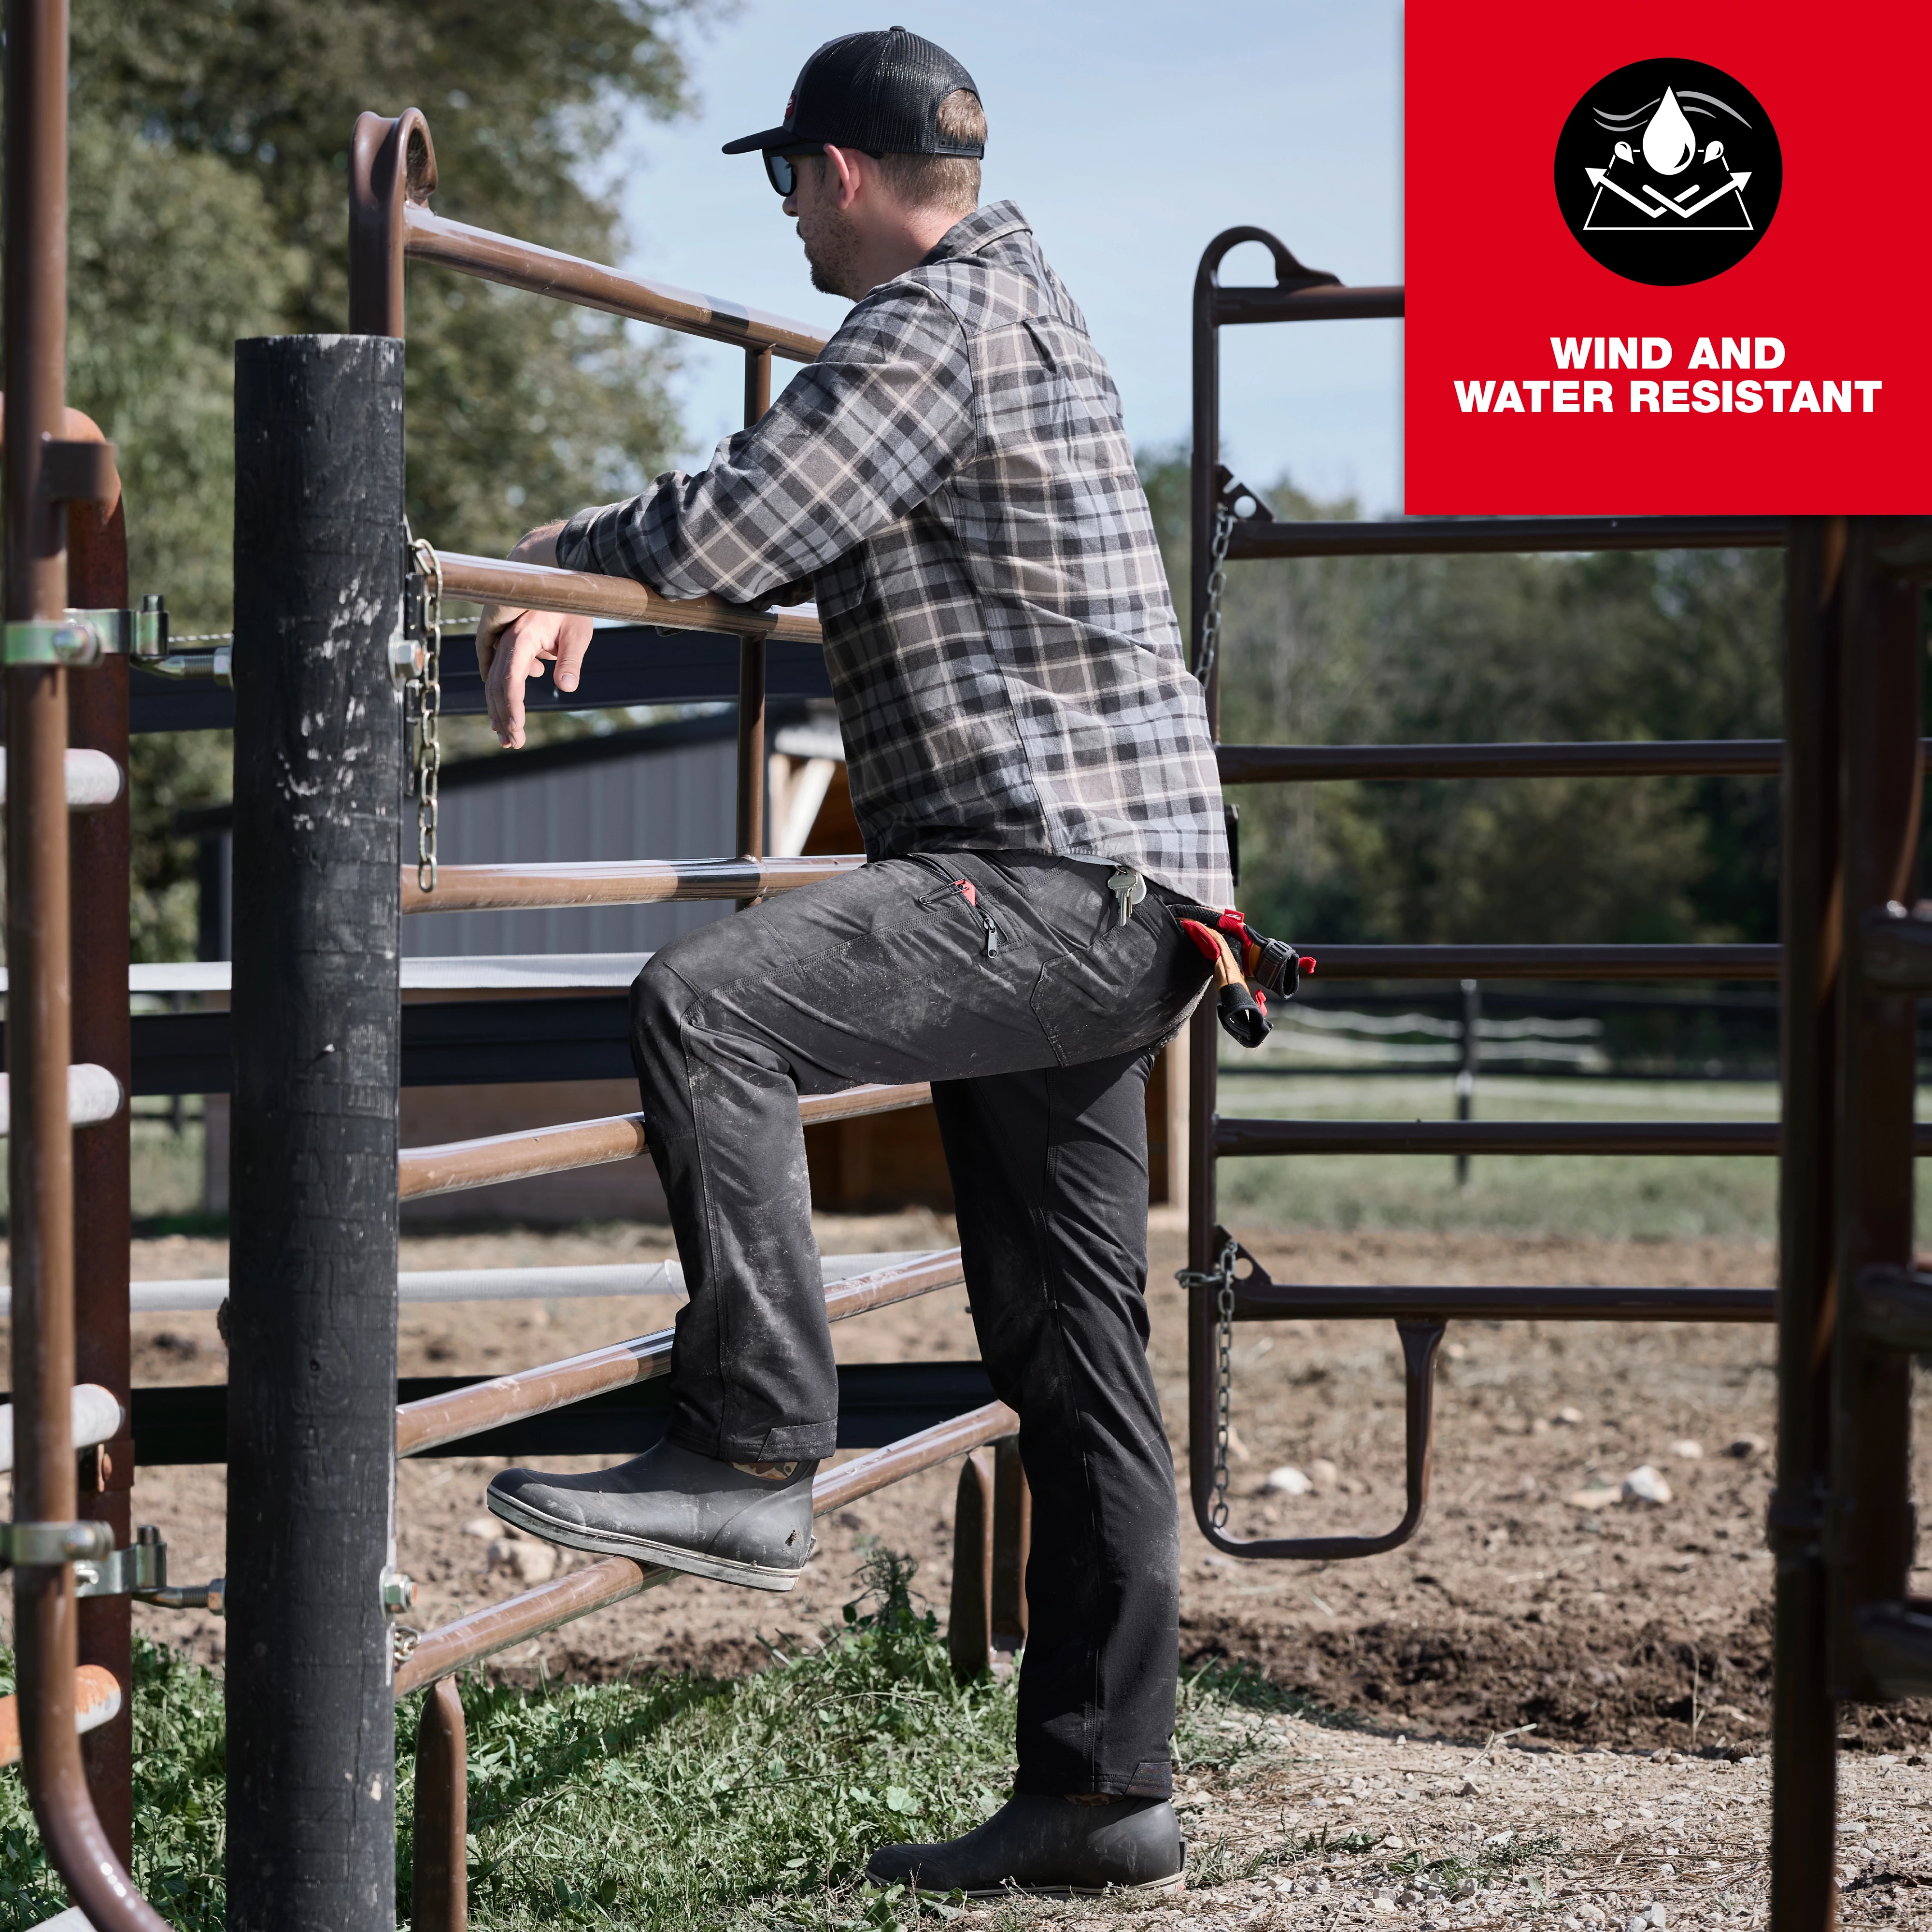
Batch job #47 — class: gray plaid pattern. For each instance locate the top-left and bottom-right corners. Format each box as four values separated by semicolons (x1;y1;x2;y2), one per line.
557;201;1232;904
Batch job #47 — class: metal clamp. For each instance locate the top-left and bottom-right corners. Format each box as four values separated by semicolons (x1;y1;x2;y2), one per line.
2;598;170;669
5;618;104;667
0;1519;113;1566
75;1523;167;1598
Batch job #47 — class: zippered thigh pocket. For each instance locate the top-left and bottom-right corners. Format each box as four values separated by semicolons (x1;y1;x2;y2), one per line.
909;855;1005;957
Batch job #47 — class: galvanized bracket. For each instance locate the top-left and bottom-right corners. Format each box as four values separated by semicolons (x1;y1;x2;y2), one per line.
0;1519;113;1566
74;1524;166;1599
2;600;168;668
4;618;105;667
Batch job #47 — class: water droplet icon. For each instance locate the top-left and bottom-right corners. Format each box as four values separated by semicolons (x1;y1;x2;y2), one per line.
1641;88;1698;176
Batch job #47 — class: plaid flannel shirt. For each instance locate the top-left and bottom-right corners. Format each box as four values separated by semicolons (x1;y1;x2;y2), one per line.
557;199;1232;905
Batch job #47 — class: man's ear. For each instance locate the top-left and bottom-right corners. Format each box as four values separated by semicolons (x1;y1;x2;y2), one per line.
821;143;866;211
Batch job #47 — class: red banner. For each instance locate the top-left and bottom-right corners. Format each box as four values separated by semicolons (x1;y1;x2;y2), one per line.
1405;5;1932;514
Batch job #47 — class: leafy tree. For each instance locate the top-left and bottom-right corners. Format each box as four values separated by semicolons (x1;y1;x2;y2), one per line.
1139;452;1785;950
50;0;714;954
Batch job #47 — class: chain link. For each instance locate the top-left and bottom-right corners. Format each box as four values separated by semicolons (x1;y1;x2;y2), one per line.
1178;1236;1241;1531
1193;502;1236;689
407;536;443;892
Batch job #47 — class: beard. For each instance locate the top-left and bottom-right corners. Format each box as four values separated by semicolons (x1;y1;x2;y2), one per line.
798;200;863;298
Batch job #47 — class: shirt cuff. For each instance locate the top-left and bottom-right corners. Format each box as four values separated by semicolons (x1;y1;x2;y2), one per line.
554;503;617;573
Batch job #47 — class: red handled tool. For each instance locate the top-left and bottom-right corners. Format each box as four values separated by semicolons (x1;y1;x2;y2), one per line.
1176;908;1315;1049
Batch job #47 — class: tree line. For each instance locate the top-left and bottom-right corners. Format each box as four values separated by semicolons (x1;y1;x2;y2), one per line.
51;0;704;955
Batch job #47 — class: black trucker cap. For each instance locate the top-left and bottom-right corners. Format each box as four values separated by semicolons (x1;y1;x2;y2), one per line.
722;27;983;158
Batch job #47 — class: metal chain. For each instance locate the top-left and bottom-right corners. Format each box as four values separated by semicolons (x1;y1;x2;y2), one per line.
1178;1236;1241;1531
408;536;443;892
1193;502;1236;689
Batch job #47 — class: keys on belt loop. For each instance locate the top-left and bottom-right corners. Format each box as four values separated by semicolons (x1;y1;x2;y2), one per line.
1108;867;1148;928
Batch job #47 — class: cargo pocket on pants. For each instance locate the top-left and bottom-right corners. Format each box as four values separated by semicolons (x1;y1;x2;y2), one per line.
1029;904;1202;1069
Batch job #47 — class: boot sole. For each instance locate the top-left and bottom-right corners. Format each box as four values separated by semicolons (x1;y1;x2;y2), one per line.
486;1486;808;1592
956;1869;1187;1900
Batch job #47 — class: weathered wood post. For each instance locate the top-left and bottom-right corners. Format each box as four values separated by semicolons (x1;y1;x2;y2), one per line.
226;334;404;1932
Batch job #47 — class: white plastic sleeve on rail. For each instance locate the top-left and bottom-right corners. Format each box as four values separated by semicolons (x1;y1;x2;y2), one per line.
0;1383;128;1475
0;748;124;811
50;1250;939;1319
28;1903;99;1932
0;1065;127;1136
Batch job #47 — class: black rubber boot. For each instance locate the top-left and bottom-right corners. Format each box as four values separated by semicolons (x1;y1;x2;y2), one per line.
865;1794;1185;1897
486;1438;817;1591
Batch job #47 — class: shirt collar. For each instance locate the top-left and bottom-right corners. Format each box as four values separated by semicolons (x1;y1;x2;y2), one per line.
921;199;1032;265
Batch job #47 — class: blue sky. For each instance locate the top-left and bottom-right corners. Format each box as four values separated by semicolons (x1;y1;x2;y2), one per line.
614;2;1405;512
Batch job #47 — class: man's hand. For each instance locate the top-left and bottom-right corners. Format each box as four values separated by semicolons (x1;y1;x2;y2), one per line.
475;523;596;749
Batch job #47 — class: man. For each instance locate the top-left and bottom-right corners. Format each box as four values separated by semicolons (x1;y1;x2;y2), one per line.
476;27;1230;1897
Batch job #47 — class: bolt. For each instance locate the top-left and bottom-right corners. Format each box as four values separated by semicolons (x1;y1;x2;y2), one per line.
51;621;98;665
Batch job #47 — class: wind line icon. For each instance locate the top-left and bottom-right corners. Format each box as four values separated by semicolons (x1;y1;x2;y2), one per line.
1582;86;1755;231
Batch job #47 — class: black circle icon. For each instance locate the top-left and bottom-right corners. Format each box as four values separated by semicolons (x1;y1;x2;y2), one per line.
1553;58;1782;286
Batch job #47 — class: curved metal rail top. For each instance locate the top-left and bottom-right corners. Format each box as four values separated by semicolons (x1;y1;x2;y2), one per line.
350;109;825;360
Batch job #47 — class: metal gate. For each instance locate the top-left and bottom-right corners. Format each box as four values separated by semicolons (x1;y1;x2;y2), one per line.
1182;224;1930;1931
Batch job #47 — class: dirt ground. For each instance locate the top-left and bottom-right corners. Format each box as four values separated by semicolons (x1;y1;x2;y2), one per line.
74;1210;1932;1921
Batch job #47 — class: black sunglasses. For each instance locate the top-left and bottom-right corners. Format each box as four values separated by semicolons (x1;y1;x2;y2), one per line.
764;148;822;196
764;144;880;196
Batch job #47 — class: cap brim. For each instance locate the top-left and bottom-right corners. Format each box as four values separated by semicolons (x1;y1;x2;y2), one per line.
721;126;796;155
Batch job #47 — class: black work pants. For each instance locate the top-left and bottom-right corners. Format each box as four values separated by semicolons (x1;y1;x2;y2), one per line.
629;851;1206;1797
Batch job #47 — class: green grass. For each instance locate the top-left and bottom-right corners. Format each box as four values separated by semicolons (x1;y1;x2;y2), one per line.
1210;1070;1932;1242
0;1552;1360;1931
0;1638;226;1931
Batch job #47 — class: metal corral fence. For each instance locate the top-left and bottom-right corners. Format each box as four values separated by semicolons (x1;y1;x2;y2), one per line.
1184;225;1932;1932
0;37;1920;1930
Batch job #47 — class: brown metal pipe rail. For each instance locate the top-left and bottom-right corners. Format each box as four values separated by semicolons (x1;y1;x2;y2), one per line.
349;111;826;360
401;854;863;915
2;1;166;1926
395;1248;964;1457
1218;740;1792;782
1302;943;1776;980
405;204;828;362
1228;514;1785;561
428;549;821;644
1220;1279;1774;1323
394;1397;1015;1694
1212;1118;1871;1158
398;1081;931;1203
